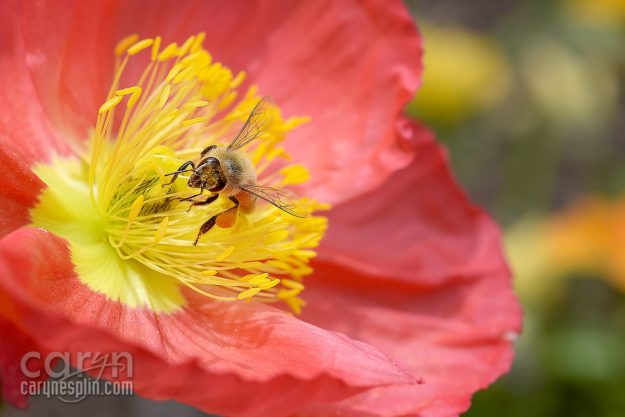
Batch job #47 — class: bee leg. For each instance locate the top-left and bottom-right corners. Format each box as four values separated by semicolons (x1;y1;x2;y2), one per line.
180;192;203;201
163;161;196;186
193;216;217;246
179;185;205;202
192;197;240;245
215;196;240;228
186;193;219;213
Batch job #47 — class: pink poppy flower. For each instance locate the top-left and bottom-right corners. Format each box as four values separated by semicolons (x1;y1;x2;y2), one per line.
0;0;521;416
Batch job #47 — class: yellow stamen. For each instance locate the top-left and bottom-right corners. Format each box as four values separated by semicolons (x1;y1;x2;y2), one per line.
178;35;195;57
181;116;207;127
265;230;289;245
158;84;171;109
183;100;210;109
115;34;139;56
282;279;305;290
128;195;145;221
173;66;195;84
151;36;162;61
231;71;246;89
216;246;235;262
237;287;262;301
247;273;270;285
99;95;123;114
280;164;310;185
166;64;182;83
127;38;154;55
191;32;206;52
116;86;143;109
154;217;169;243
158;43;179;61
128;88;142;109
258;278;281;290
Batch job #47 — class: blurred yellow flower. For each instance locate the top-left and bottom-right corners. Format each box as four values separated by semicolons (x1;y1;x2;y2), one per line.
506;215;560;304
546;196;625;291
507;196;625;304
563;0;625;26
406;24;511;126
520;39;618;134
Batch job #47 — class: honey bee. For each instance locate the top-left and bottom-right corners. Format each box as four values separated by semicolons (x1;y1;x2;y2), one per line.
165;97;305;245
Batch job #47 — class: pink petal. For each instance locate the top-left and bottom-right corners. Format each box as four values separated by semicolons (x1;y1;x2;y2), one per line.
296;123;521;416
16;0;116;143
18;0;422;203
0;144;45;239
0;227;418;417
0;0;71;165
298;262;520;417
319;119;507;287
0;318;47;409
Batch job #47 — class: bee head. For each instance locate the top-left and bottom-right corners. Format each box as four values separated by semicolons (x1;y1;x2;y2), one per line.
187;171;204;188
187;157;226;191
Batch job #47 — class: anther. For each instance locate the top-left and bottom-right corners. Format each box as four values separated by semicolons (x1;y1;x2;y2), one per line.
115;34;139;56
99;95;123;114
237;287;262;300
216;246;235;262
127;38;154;56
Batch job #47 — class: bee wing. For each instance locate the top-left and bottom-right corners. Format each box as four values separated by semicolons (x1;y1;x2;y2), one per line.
227;97;273;151
241;184;307;218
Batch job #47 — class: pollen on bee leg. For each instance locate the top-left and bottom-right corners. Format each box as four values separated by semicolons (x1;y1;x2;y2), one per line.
215;209;237;228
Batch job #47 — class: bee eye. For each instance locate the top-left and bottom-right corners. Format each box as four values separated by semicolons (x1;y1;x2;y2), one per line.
203;157;220;168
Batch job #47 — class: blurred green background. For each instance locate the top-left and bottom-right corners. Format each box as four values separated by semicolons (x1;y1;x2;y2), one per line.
406;0;625;416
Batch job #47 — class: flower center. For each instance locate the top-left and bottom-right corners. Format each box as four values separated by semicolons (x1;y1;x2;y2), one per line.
30;33;328;313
